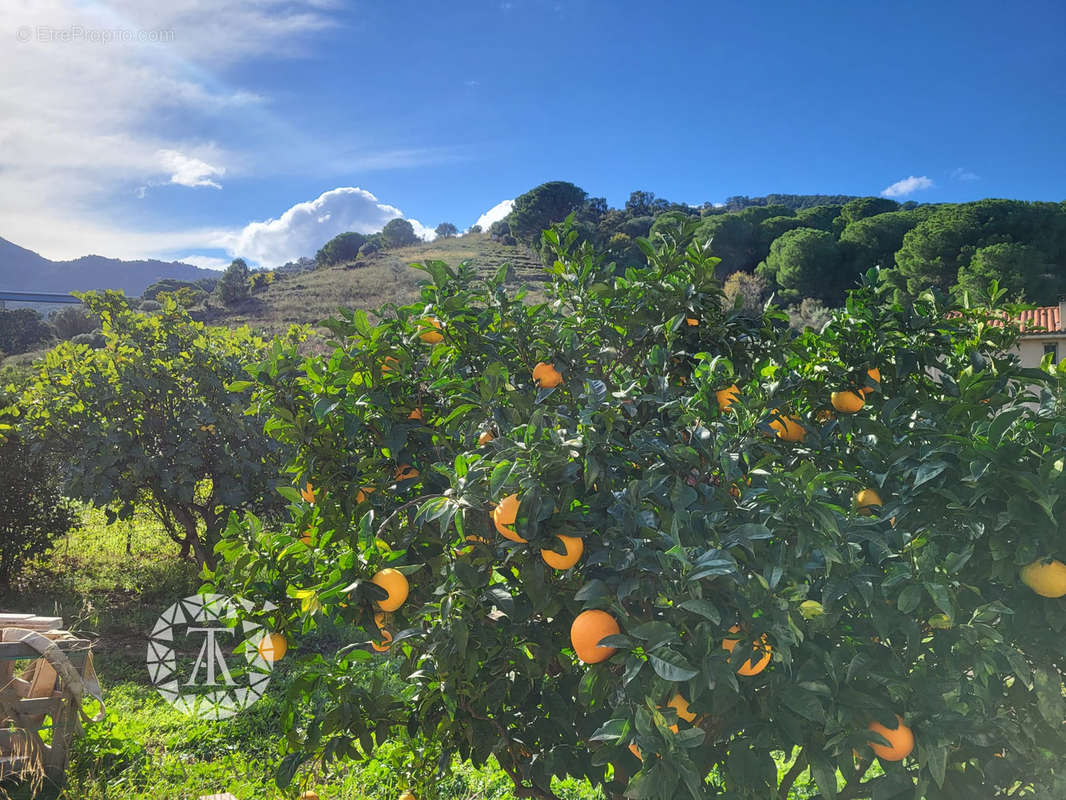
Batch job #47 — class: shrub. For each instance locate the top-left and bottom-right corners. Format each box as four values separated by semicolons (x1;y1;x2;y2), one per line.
217;258;251;306
0;389;77;590
316;232;368;267
21;291;293;568
382;218;420;249
0;308;53;355
70;331;105;348
50;305;98;339
213;229;1066;800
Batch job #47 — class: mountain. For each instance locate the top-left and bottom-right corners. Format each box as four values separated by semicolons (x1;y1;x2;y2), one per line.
0;237;218;296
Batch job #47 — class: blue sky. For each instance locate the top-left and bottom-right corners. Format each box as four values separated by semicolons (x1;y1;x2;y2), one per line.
3;0;1064;266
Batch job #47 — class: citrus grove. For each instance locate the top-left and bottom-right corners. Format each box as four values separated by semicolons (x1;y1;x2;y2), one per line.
211;221;1066;799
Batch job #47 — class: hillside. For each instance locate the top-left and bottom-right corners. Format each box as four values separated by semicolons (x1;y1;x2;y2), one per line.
202;233;546;336
0;236;216;295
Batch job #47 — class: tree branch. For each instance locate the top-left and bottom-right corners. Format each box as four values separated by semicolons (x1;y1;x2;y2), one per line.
778;748;808;800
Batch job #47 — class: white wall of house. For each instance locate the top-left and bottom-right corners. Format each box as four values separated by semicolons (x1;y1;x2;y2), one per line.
1011;336;1066;367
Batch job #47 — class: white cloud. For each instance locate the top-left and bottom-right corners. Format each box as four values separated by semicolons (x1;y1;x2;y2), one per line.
158;150;225;189
473;199;514;231
881;176;934;198
177;254;232;270
951;167;979;182
0;0;337;258
226;187;434;266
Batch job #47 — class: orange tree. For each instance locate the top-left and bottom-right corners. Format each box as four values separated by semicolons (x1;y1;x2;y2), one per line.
211;225;1066;799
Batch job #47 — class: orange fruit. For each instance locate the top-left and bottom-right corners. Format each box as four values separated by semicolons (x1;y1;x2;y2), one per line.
861;367;881;396
258;632;287;663
667;693;697;723
831;390;865;414
1020;558;1066;598
855;488;883;515
371;568;409;611
867;715;914;761
768;410;805;442
356;486;375;504
715;384;740;412
408;408;424;421
394;465;419;482
399;792;416;800
418;317;443;343
299;792;320;800
570;609;620;663
685;317;699;326
492;493;527;542
371;628;393;652
721;625;771;676
532;361;564;388
541;535;583;570
478;430;495;445
300;482;316;504
300;529;313;546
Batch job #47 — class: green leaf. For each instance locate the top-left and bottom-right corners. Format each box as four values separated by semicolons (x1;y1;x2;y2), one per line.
780;689;825;722
648;649;698;681
897;584;922;614
679;598;721;624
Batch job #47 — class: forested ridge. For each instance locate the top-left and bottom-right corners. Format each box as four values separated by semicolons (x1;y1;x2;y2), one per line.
490;182;1066;312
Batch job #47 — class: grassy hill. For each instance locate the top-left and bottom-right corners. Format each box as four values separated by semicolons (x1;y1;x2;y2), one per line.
203;233;546;337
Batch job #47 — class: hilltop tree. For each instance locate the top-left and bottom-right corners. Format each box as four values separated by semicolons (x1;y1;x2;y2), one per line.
435;222;459;239
509;181;588;244
217;258;251;305
757;227;844;304
382;218;420;248
841;197;900;224
956;242;1057;302
20;291;291;568
316;232;368;267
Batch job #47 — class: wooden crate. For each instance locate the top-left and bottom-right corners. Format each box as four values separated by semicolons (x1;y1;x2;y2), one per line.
0;622;92;786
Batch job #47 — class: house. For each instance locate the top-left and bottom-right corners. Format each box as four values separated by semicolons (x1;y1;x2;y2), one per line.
1009;300;1066;367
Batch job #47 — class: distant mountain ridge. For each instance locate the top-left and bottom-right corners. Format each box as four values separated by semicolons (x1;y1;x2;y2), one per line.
0;237;217;296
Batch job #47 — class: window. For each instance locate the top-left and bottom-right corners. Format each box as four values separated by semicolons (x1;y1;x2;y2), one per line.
1044;342;1059;362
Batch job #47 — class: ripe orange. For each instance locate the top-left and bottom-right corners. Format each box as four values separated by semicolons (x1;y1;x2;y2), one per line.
258;632;287;663
667;693;697;723
300;529;313;546
570;609;620;663
408;408;424;421
371;568;409;611
532;361;563;388
685;317;699;326
419;317;443;343
394;465;419;482
715;384;740;412
356;486;375;504
855;488;883;515
299;792;320;800
721;625;771;676
399;792;416;800
768;410;805;442
861;367;881;396
541;535;583;570
831;390;866;414
1020;558;1066;598
492;494;527;542
478;430;495;445
867;715;914;761
371;628;393;652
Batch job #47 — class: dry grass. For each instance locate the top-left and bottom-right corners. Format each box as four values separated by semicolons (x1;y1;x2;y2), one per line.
201;233;547;339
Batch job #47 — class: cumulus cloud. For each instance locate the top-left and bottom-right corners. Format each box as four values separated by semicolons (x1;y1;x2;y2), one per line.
881;176;934;198
227;187;434;266
951;167;979;182
474;199;514;231
158;150;226;189
177;254;233;270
